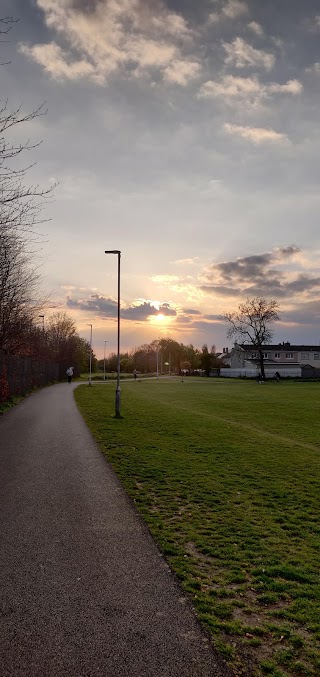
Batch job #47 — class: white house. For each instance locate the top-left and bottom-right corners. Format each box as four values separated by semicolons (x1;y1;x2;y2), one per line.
219;343;320;378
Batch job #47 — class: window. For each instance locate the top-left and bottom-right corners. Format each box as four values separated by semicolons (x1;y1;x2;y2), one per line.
301;352;309;359
263;353;269;358
251;352;257;358
274;353;280;359
286;353;294;359
314;353;320;360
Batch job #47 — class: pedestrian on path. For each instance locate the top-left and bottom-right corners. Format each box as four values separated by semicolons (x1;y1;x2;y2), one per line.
66;366;74;383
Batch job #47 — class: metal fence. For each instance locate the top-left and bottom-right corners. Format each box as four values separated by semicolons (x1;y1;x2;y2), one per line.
0;351;59;402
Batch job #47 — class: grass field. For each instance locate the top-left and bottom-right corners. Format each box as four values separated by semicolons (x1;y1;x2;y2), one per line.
74;378;320;677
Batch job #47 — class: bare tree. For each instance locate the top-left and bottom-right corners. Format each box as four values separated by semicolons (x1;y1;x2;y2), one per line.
0;17;55;354
223;297;280;380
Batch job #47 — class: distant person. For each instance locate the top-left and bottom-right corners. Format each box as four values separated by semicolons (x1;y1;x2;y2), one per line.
133;369;137;380
275;371;281;382
257;372;262;384
66;366;74;383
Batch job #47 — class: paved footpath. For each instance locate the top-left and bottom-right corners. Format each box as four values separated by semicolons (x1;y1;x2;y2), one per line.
0;383;233;677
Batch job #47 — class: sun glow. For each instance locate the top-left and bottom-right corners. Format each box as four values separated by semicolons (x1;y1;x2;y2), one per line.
156;313;165;321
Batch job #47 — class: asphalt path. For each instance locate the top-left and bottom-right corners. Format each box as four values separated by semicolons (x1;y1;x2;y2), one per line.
0;382;233;677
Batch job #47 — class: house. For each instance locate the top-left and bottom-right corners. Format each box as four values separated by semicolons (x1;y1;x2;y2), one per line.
220;342;320;378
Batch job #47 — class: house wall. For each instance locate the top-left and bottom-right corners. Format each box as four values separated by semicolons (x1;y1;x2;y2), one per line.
238;346;320;368
298;351;320;367
229;346;245;368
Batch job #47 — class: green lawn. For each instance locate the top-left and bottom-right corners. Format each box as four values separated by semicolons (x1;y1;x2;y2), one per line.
74;378;320;677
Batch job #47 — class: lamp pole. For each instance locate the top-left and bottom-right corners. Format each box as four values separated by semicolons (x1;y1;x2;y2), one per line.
105;250;121;417
39;314;44;330
87;323;92;386
156;344;159;379
104;340;108;380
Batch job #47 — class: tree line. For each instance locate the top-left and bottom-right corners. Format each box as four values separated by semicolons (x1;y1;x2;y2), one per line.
98;339;226;376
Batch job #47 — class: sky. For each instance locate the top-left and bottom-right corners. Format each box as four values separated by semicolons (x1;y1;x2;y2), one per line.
2;0;320;357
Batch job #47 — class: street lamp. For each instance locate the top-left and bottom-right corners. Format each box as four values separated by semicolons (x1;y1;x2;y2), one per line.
105;250;121;417
103;340;109;380
87;323;92;386
39;315;45;330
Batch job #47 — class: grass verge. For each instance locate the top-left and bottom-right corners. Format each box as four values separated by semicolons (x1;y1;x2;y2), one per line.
74;378;320;677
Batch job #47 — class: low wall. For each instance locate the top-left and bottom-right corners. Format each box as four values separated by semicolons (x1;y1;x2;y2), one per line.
220;367;302;378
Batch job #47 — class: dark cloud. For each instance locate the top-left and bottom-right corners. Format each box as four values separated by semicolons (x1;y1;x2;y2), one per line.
67;295;177;321
70;0;101;12
183;308;201;314
201;285;241;296
206;253;276;284
122;301;177;320
67;294;117;316
203;247;301;286
122;302;176;320
191;319;222;331
122;302;157;320
281;300;320;326
176;316;192;324
201;246;320;300
277;245;301;257
203;314;223;321
286;275;320;293
159;302;177;316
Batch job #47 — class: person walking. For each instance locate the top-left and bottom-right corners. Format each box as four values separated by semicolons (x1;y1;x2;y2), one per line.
66;366;74;383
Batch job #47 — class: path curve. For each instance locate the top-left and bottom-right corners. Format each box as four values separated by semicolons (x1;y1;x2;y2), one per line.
0;383;232;677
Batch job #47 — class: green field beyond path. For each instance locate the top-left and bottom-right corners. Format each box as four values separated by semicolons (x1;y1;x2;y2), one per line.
75;378;320;677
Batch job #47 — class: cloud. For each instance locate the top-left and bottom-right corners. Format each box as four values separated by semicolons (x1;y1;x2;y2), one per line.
66;294;177;320
222;1;248;19
199;246;320;301
223;37;275;70
223;123;289;144
247;21;264;36
307;62;320;74
199;75;262;99
122;301;177;320
281;300;320;326
268;80;302;94
198;75;302;105
307;15;320;32
172;258;199;265
209;0;248;23
151;275;181;283
183;308;201;315
67;294;118;315
20;0;199;85
19;42;96;81
163;59;200;86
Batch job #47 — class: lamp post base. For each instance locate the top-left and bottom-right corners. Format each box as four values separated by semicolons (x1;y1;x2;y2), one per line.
115;386;121;418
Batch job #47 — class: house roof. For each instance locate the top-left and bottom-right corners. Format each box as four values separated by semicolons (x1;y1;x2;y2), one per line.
240;344;320;352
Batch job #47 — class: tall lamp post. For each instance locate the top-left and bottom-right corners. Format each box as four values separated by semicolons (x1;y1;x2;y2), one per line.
105;250;121;418
39;314;45;330
103;340;109;380
87;323;92;386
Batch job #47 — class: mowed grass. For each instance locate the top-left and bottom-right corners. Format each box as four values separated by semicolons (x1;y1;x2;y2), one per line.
74;378;320;677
